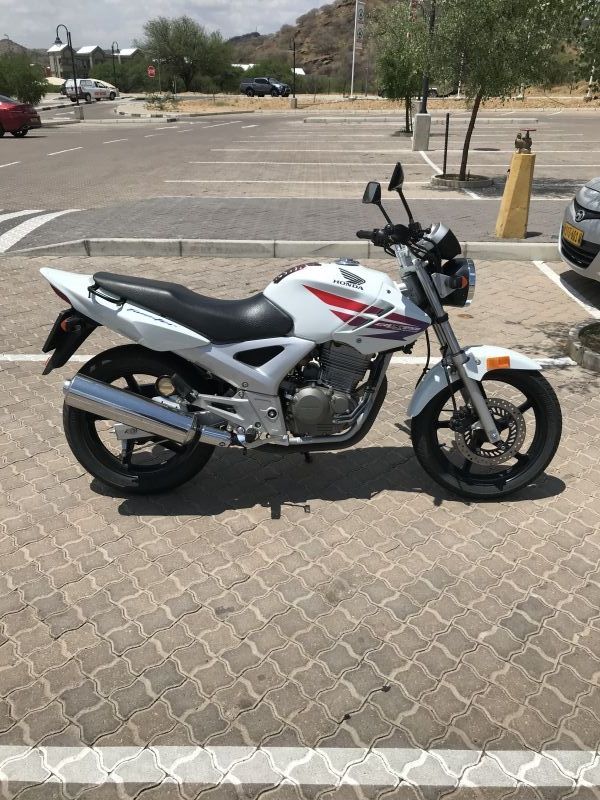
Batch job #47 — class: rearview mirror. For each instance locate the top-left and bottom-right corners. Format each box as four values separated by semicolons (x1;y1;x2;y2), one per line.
362;181;382;205
388;163;404;191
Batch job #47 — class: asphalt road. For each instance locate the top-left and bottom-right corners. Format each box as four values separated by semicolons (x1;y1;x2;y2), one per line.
1;108;598;251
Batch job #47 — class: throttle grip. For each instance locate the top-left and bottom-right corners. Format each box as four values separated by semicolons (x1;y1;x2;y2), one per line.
356;230;373;240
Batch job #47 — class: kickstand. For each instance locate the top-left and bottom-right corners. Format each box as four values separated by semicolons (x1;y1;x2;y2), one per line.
304;452;313;464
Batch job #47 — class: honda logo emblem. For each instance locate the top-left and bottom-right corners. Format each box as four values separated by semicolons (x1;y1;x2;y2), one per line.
338;268;366;286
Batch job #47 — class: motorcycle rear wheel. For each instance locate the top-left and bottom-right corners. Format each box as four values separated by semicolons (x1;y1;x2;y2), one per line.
411;369;562;500
63;345;218;494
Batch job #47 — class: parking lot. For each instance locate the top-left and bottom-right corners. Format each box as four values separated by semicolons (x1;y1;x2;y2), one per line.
1;107;600;252
0;244;600;795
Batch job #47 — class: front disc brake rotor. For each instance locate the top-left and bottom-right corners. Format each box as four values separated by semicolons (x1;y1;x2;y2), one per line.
454;397;526;466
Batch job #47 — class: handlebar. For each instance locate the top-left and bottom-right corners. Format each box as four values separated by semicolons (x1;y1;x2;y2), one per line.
355;224;411;247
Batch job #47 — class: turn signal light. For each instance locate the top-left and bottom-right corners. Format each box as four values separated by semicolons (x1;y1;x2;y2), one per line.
486;355;511;370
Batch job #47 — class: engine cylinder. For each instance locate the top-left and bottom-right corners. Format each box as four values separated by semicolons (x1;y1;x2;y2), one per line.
319;343;371;392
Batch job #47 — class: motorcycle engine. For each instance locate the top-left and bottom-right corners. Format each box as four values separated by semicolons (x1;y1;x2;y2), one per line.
284;343;372;436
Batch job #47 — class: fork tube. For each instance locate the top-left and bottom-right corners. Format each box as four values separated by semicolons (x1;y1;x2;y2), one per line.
415;262;500;444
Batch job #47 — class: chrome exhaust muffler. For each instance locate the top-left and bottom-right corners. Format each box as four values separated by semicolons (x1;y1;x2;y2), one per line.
63;374;231;447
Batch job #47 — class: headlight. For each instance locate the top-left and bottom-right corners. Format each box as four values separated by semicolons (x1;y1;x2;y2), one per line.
441;257;476;307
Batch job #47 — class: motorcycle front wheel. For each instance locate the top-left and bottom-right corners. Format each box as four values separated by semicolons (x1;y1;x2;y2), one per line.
63;345;219;495
411;369;562;500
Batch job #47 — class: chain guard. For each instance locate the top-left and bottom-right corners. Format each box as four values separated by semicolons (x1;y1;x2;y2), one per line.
454;397;526;466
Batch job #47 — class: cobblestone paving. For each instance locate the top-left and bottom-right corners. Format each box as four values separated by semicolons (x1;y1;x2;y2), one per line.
0;256;599;798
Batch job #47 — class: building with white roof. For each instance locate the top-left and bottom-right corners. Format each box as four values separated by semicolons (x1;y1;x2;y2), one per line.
76;45;105;71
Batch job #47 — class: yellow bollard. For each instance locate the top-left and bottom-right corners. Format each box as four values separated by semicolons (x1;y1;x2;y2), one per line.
495;153;536;239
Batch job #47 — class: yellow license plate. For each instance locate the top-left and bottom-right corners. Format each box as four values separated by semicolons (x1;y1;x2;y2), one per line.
563;222;583;247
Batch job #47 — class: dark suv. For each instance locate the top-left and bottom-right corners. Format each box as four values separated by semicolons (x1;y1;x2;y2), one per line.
240;77;291;97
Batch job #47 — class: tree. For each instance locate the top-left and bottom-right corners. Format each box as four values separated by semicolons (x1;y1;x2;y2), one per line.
577;1;600;95
373;3;427;132
90;61;152;93
0;55;47;105
432;0;581;180
137;16;232;91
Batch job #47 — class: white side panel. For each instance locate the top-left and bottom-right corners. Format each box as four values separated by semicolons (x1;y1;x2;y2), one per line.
407;346;542;418
40;267;210;352
178;337;315;395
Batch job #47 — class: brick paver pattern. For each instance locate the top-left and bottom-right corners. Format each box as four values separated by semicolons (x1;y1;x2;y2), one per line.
0;255;599;799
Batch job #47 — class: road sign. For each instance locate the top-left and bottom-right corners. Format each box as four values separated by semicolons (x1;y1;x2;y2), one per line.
147;65;156;78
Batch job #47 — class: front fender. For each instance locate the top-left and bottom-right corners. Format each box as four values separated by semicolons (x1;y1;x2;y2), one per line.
407;346;541;418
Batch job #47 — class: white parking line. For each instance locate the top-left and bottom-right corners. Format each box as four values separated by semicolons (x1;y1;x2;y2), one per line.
390;355;575;367
47;147;83;156
0;210;42;224
0;353;576;368
156;126;177;130
419;151;441;173
144;133;163;138
103;138;128;144
0;161;20;169
241;124;258;128
214;148;415;153
164;180;428;185
0;210;79;253
216;148;600;154
533;260;600;319
201;120;244;129
190;161;404;166
0;744;596;786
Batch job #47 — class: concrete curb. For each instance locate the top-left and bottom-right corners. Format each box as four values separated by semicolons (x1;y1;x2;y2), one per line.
10;238;559;260
43;120;81;127
431;175;494;189
568;320;600;371
36;102;74;111
114;108;255;120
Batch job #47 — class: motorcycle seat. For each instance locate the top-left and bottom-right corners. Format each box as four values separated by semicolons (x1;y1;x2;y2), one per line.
92;272;293;344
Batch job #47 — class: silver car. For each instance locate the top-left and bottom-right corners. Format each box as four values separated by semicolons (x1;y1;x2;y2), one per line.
559;178;600;281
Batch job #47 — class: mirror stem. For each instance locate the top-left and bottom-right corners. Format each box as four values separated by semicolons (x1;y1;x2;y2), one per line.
378;203;393;224
398;190;414;224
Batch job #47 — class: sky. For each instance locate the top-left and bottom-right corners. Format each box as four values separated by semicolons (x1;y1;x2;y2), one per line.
2;0;316;49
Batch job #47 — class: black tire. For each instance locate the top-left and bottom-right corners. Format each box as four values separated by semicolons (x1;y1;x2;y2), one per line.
11;128;28;138
70;97;77;103
411;369;562;500
109;92;116;100
0;124;4;137
84;93;92;103
246;88;254;97
270;88;279;97
63;345;218;494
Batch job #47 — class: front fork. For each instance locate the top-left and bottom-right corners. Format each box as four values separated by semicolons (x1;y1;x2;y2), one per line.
411;260;501;444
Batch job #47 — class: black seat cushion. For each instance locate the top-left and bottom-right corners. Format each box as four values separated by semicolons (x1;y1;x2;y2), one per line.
93;272;293;344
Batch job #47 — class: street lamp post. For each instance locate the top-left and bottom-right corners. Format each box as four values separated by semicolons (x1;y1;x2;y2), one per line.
292;38;296;98
111;41;119;89
55;24;79;106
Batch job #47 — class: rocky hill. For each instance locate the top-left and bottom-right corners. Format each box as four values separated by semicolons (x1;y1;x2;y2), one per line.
229;0;389;86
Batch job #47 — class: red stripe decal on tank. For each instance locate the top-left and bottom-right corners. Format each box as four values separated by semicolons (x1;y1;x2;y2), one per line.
304;285;375;313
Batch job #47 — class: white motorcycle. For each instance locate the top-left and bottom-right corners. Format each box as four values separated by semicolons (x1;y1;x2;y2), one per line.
41;163;562;500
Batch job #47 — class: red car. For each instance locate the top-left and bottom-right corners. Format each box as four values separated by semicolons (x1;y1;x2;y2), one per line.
0;94;42;138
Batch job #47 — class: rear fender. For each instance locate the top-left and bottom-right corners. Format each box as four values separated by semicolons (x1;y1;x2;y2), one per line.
40;267;210;352
407;346;541;418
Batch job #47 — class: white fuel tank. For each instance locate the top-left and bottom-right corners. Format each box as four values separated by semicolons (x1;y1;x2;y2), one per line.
263;259;430;355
